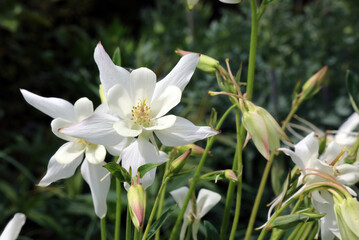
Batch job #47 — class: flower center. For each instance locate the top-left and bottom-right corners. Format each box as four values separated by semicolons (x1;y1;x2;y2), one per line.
131;98;151;126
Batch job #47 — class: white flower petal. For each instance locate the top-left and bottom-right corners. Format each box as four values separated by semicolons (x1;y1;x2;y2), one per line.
60;113;125;146
153;53;199;100
319;142;342;165
150;85;182;118
114;120;142;137
106;138;133;156
196;189;221;218
20;89;75;121
294;132;318;167
0;213;26;240
218;0;241;4
154;116;218;146
170;186;190;210
122;137;168;189
54;142;85;164
74;97;94;122
335;113;359;146
180;218;190;240
38;154;83;187
95;103;110;114
107;84;133;119
51;118;77;142
279;148;306;170
192;220;200;240
336;164;359;185
81;160;111;218
94;43;130;94
129;68;156;103
85;144;106;164
144;115;177;131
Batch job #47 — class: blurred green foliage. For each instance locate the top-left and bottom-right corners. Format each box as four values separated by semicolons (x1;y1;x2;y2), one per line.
1;0;359;239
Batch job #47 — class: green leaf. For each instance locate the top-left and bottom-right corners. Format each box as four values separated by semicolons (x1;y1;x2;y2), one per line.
103;162;131;183
266;212;325;230
345;70;359;114
204;221;220;240
112;47;121;66
138;163;161;178
146;205;176;240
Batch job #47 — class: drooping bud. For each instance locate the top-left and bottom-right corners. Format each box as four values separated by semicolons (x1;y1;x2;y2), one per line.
127;178;146;231
187;0;199;10
174;144;206;156
175;49;219;75
170;149;192;173
240;100;291;160
224;169;238;182
301;66;328;100
334;196;359;239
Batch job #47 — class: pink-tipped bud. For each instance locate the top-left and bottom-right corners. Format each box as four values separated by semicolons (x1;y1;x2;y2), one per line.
170;149;192;173
224;170;238;182
175;49;219;75
127;180;146;231
175;144;206;156
301;66;328;100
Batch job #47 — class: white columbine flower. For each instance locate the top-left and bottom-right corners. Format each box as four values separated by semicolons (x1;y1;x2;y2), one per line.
280;132;359;240
334;112;359;147
170;187;221;240
61;43;218;189
21;89;127;218
0;213;26;240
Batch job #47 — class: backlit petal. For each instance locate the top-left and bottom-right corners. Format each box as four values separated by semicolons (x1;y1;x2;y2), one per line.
81;160;111;218
94;43;130;94
129;68;156;103
0;213;26;240
114;120;142;137
150;86;182;118
107;84;133;119
155;116;218;146
54;142;85;164
38;154;83;187
51;118;77;142
20;89;75;121
196;189;221;218
74;97;94;122
144;115;176;131
85;144;106;164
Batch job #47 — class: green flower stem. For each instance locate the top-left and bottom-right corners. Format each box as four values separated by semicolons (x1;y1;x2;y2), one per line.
101;217;107;240
141;179;168;240
287;223;304;240
169;104;237;240
155;163;169;240
219;150;238;240
134;228;141;240
229;109;245;240
307;222;319;240
115;178;122;240
126;207;132;240
245;0;259;100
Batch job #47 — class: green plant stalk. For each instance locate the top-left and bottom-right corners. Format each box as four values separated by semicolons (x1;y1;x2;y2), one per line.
134;228;141;240
244;104;300;240
155;162;169;240
169;104;237;240
115;178;122;240
142;179;168;240
307;222;318;240
126;207;132;240
287;223;304;240
295;222;313;240
101;217;107;240
229;109;245;240
219;150;238;240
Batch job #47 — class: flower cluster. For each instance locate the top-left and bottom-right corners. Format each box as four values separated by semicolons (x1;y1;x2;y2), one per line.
21;43;218;218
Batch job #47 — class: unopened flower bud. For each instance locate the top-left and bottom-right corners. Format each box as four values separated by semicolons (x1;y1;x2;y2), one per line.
170;149;192;173
241;100;291;160
334;196;359;239
224;170;238;182
176;49;219;75
175;144;206;156
301;66;328;100
127;180;146;231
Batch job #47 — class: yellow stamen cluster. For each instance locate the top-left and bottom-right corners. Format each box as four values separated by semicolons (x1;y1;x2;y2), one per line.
131;98;151;126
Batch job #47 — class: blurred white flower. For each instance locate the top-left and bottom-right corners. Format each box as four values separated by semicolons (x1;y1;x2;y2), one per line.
62;43;218;189
21;90;127;218
333;113;359;147
170;187;221;240
0;213;26;240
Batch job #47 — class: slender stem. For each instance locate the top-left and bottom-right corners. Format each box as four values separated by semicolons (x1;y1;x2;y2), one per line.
155;163;169;240
126;207;132;240
101;217;107;240
142;180;168;240
169;104;236;240
287;223;303;240
115;178;122;240
245;0;259;100
229;109;245;240
219;151;238;240
134;228;140;240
